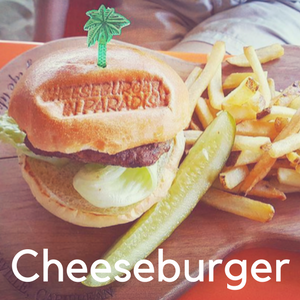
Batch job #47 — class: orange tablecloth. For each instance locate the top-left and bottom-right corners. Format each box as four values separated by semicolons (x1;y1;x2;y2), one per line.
1;40;300;300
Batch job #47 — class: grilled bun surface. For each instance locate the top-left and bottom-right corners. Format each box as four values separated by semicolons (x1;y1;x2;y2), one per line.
8;43;190;155
19;132;185;228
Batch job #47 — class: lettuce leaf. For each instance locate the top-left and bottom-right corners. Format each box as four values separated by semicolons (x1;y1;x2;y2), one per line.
0;113;68;166
73;162;158;208
1;113;159;207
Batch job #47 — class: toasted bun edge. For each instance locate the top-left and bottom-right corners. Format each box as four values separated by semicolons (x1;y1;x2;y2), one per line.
9;44;189;154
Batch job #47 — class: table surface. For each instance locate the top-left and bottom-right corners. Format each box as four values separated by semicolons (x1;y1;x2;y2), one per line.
1;40;300;300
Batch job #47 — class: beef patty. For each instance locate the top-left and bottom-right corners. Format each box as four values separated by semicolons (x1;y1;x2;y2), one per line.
24;136;171;168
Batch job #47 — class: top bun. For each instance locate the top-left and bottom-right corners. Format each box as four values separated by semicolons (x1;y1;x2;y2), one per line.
8;43;190;155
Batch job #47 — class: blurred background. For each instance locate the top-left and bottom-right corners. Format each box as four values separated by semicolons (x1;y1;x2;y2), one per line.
0;0;105;42
1;0;300;54
0;0;34;41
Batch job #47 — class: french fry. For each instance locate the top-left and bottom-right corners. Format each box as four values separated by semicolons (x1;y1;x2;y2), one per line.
213;179;286;200
194;97;214;128
272;81;300;107
245;180;286;200
184;130;203;146
220;165;249;189
186;67;203;116
289;96;300;110
226;44;284;67
260;143;273;154
189;41;225;107
185;42;300;223
274;117;290;133
244;46;271;107
286;152;300;165
236;120;277;140
189;119;202;131
225;150;263;167
223;76;265;112
268;78;276;99
268;132;300;158
277;168;300;187
241;108;300;194
222;72;267;90
269;178;300;194
222;103;256;123
208;64;224;110
185;66;202;90
233;135;270;153
258;106;296;121
185;131;268;158
239;152;273;194
235;150;263;166
205;98;219;118
295;164;300;174
256;107;271;120
202;188;275;222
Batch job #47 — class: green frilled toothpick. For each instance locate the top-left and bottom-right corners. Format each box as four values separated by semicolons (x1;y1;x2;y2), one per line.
84;5;130;68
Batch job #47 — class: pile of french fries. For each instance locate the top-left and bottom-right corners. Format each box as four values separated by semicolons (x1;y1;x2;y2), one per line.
185;42;300;223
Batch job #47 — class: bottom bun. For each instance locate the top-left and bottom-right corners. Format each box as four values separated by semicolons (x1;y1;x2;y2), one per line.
19;132;185;228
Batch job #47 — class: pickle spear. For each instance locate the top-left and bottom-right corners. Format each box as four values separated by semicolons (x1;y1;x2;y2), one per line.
83;111;235;287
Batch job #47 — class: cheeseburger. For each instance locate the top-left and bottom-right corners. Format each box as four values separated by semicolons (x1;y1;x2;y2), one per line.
7;43;190;227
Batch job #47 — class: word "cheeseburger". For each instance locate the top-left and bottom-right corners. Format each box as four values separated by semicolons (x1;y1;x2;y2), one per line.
41;80;170;116
12;248;289;290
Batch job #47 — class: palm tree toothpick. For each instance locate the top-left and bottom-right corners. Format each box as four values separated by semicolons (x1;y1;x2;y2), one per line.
84;5;130;68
